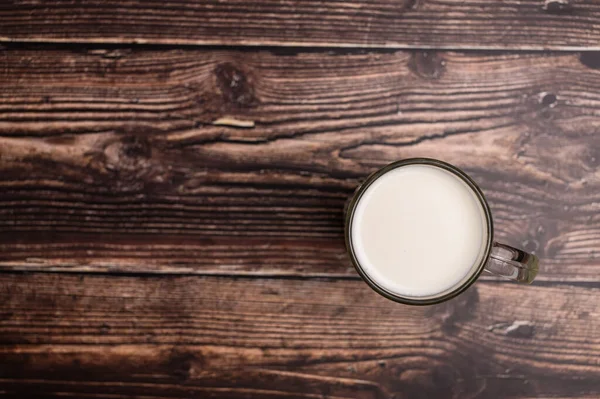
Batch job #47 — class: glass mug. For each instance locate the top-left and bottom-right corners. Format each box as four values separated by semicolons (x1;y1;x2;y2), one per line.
345;158;539;305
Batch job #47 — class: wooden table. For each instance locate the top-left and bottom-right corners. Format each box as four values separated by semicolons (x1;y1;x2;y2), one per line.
1;2;599;398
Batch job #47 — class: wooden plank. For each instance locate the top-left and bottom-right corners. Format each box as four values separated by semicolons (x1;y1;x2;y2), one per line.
0;48;599;280
0;1;600;49
1;273;599;398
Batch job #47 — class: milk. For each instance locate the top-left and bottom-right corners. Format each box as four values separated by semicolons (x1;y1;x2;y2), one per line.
350;163;489;298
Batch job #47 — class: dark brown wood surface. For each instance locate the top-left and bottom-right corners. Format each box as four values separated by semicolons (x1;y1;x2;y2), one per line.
1;48;599;281
2;273;600;399
1;0;600;49
1;1;600;398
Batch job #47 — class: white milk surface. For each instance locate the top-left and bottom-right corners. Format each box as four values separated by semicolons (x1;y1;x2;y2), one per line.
350;164;489;298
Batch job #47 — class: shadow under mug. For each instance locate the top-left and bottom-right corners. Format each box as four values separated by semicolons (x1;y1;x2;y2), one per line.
344;158;539;306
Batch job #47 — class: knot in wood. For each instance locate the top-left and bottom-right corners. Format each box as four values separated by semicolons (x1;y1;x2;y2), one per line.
167;349;205;381
409;51;445;80
104;135;152;172
215;62;257;108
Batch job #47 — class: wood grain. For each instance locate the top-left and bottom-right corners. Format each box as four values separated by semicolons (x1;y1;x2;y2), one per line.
1;273;599;398
1;1;600;49
1;47;599;280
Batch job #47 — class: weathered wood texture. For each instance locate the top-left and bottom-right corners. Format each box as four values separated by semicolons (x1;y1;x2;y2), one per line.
1;273;599;398
1;48;599;280
1;1;600;49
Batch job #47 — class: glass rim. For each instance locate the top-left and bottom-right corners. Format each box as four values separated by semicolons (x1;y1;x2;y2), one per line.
344;158;494;306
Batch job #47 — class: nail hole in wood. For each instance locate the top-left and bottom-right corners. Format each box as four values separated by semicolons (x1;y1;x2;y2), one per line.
540;92;557;107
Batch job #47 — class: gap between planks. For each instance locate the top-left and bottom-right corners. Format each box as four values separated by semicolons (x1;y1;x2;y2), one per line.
0;269;597;289
1;38;600;53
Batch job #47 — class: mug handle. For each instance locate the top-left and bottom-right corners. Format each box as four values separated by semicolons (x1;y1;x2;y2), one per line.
484;242;539;283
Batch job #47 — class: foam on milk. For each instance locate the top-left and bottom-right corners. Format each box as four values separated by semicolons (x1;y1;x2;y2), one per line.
350;164;489;298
